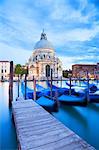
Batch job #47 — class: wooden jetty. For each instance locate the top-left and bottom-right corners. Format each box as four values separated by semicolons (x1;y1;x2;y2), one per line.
12;99;95;150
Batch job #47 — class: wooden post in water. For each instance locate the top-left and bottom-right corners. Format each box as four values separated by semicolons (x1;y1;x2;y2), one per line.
50;69;53;98
96;75;99;85
87;71;90;103
9;61;13;107
60;76;62;88
33;76;34;100
79;77;81;87
54;89;59;112
69;76;72;96
24;74;27;100
18;74;20;97
33;77;36;100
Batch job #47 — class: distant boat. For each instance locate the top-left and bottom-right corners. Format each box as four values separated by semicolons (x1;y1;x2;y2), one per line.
47;81;75;96
83;82;98;92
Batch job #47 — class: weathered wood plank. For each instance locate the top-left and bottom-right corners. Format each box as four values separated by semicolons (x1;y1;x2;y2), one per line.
12;99;95;150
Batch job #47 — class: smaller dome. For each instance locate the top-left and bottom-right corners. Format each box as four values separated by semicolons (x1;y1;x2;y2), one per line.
34;30;54;50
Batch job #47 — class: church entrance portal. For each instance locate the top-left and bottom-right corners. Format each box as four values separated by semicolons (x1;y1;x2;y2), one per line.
46;65;50;77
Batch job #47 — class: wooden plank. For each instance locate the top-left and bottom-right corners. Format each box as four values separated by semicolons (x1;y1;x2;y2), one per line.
12;99;95;150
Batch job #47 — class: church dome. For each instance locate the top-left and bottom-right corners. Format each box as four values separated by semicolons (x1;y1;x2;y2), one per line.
34;30;54;50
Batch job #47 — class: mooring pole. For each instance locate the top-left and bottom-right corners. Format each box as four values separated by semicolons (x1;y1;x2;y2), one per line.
33;76;34;100
24;74;27;100
33;77;36;101
97;76;98;85
51;69;53;98
55;89;59;112
87;71;90;103
60;76;62;88
79;77;81;87
69;76;72;96
9;61;13;107
18;74;20;97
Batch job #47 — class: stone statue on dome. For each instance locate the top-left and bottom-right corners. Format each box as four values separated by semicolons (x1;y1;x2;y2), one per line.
40;29;47;40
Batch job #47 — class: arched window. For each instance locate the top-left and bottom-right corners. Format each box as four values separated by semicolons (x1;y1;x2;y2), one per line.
46;65;50;77
36;56;37;60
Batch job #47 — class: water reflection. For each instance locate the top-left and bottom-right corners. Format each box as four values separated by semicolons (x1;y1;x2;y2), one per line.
0;82;17;150
89;103;99;112
1;81;99;149
52;103;99;149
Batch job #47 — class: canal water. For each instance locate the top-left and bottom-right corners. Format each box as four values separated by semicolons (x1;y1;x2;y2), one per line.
0;82;17;150
0;82;99;149
52;103;99;150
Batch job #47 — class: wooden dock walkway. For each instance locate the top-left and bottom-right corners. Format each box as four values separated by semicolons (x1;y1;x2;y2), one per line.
12;99;95;150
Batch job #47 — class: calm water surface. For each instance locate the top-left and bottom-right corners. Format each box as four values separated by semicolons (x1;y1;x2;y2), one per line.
1;81;99;150
0;82;17;150
52;103;99;150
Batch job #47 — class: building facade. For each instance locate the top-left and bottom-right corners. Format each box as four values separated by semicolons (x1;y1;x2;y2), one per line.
94;63;99;79
27;31;62;79
0;61;10;81
72;63;99;79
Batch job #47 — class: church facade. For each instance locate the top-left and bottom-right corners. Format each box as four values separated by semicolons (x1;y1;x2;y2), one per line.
27;31;62;79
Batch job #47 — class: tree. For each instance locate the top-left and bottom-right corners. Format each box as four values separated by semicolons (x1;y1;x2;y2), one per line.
14;64;28;76
15;64;22;75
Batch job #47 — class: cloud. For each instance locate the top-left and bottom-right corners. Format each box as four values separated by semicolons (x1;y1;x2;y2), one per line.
0;0;99;69
0;42;32;64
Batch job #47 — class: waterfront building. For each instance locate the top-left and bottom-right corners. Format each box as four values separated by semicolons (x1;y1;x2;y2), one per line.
0;61;10;81
94;63;99;79
72;63;99;79
63;69;72;78
27;31;62;79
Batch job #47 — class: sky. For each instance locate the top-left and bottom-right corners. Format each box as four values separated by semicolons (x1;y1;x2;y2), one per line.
0;0;99;69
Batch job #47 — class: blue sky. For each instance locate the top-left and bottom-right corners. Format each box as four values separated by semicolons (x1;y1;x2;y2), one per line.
0;0;99;69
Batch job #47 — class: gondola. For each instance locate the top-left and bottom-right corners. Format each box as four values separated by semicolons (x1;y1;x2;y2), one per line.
58;91;87;106
36;96;58;112
47;81;76;96
21;82;58;111
21;82;41;99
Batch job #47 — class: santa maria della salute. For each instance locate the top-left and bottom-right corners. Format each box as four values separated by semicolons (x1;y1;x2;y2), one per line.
27;30;62;79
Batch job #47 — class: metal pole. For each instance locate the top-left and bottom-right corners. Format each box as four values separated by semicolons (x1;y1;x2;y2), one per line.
9;61;13;107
